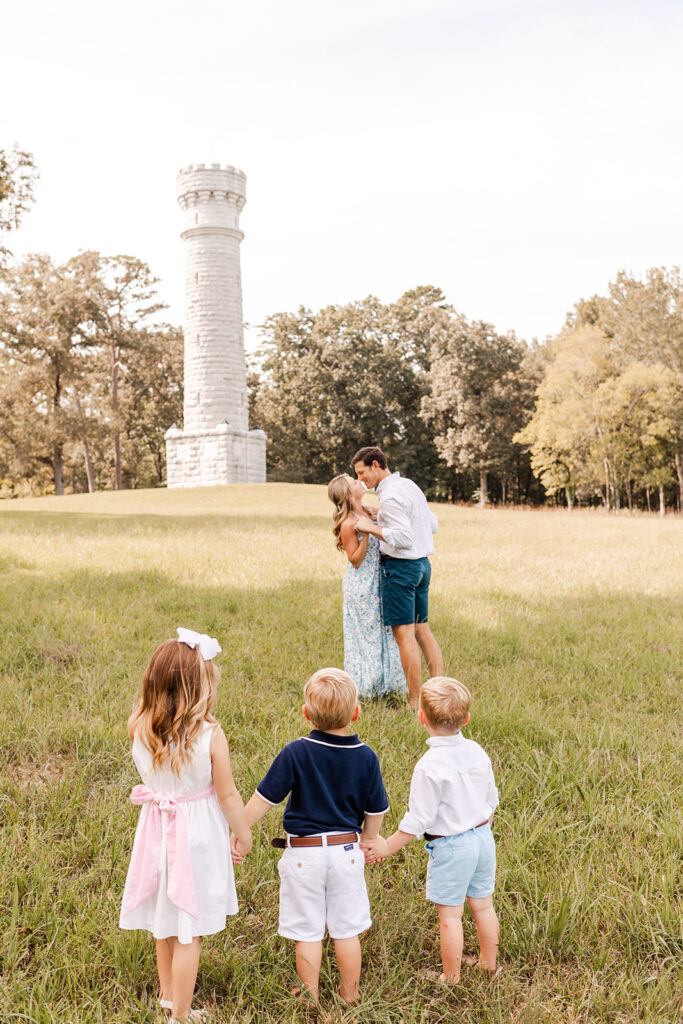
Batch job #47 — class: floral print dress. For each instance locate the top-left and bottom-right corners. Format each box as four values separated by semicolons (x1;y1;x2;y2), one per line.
342;534;407;698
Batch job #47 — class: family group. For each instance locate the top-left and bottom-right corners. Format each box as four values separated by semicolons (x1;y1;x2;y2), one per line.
118;448;500;1022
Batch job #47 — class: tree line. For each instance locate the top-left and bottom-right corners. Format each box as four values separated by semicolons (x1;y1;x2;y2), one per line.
1;146;680;511
0;250;183;496
248;286;542;505
0;148;183;496
250;274;682;513
518;269;682;514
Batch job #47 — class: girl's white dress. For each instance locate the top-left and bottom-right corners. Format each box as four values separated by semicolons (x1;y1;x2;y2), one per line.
119;721;238;944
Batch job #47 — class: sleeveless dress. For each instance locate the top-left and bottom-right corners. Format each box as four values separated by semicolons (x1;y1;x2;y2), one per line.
119;721;238;943
343;533;407;698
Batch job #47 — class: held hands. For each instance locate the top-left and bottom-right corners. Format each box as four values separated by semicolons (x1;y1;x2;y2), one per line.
360;836;390;865
230;831;253;864
354;515;376;535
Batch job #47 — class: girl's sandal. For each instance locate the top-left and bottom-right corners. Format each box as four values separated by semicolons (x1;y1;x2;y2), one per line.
159;999;173;1017
169;1011;209;1023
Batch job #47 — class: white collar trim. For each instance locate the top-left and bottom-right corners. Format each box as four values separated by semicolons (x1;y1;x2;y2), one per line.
426;733;464;747
304;737;365;749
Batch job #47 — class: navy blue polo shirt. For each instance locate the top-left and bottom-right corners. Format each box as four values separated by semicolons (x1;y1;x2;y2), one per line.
256;730;389;836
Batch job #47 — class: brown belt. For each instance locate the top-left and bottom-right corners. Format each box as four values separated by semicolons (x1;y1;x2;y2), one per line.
271;831;360;849
424;821;488;840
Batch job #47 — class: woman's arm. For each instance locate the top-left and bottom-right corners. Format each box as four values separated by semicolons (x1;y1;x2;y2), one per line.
210;725;253;856
340;518;369;568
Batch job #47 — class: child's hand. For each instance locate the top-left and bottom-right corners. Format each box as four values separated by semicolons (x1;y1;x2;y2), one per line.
231;832;252;864
360;836;389;864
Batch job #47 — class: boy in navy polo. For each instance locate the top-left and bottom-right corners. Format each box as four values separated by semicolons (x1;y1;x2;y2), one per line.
234;668;388;1006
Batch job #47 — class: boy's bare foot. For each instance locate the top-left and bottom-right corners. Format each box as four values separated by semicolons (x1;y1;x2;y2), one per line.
291;985;319;1004
337;983;358;1005
423;969;459;984
462;956;502;975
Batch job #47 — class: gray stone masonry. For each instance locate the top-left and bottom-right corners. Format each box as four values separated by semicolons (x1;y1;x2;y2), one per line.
165;163;267;487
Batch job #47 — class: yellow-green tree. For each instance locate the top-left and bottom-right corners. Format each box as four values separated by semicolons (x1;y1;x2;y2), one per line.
518;325;679;512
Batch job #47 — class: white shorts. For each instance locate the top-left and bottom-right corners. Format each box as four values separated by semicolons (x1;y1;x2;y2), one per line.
277;838;371;942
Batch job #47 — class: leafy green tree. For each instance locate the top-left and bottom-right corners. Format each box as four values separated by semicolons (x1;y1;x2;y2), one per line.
87;254;166;489
516;326;614;508
421;313;532;506
0;145;38;249
0;252;101;494
250;287;449;492
566;267;683;508
593;362;678;515
602;268;683;508
0;252;182;494
518;325;680;512
115;325;184;486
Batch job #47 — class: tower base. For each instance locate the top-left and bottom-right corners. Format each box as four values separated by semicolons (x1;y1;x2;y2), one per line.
165;424;267;487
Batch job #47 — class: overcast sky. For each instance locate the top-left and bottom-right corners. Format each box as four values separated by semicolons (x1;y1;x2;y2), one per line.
3;0;682;347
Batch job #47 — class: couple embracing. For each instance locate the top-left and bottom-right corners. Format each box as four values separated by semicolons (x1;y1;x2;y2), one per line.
328;446;443;707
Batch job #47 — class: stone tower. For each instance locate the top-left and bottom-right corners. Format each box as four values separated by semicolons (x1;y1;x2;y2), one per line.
165;163;266;487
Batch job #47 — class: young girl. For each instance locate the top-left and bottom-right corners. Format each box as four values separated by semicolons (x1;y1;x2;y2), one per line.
119;628;252;1023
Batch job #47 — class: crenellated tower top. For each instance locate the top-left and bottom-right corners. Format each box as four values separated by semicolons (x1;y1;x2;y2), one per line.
176;163;247;238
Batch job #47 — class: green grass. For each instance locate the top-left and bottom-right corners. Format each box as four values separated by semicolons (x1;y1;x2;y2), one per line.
1;485;681;1023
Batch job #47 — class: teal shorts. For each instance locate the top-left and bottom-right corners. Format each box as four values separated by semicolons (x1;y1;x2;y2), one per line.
425;824;496;906
380;555;431;626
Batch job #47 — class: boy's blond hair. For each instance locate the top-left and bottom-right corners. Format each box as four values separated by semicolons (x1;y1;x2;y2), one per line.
420;676;471;732
304;668;359;731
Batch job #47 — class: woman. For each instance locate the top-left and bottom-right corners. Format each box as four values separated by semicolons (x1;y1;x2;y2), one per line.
327;474;406;699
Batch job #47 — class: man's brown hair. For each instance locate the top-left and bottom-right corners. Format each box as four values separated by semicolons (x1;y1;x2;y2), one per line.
351;446;388;470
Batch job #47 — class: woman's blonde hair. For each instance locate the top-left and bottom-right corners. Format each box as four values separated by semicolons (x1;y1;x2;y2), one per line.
128;639;218;775
328;474;352;552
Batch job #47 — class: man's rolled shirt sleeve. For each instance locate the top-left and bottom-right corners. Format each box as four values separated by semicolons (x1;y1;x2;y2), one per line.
378;495;414;551
256;747;294;805
398;764;442;836
364;753;390;815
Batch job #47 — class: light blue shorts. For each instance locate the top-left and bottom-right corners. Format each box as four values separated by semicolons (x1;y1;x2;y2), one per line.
425;824;496;906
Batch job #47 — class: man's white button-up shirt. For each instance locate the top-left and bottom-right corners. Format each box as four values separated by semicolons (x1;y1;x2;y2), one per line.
376;472;438;559
398;733;499;838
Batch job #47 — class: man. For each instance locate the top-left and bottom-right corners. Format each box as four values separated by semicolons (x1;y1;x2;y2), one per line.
352;446;444;707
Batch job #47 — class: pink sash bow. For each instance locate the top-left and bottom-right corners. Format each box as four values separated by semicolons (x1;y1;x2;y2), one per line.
122;783;216;919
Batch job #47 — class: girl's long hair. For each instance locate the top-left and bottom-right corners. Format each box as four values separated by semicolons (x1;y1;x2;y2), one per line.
128;640;218;775
328;474;352;552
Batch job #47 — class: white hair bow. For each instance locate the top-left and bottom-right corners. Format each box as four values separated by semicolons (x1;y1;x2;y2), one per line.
176;627;222;662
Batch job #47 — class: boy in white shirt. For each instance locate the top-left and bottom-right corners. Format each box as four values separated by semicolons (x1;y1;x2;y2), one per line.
361;676;500;983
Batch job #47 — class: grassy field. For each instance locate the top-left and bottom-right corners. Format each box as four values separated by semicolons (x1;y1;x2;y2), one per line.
0;485;681;1024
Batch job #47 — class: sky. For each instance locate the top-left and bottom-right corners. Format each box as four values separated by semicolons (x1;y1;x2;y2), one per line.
2;0;683;348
